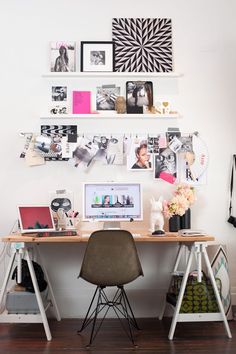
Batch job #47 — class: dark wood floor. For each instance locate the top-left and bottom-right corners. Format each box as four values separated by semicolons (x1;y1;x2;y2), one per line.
0;318;236;354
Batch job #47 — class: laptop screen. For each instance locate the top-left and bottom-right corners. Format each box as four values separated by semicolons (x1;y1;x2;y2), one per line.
18;206;55;233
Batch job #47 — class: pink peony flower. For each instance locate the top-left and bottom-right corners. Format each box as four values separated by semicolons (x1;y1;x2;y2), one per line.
163;183;196;218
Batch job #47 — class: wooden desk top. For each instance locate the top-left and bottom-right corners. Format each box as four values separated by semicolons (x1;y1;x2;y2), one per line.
1;232;215;243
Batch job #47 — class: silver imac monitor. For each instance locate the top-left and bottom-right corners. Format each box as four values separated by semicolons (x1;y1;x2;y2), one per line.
83;182;143;229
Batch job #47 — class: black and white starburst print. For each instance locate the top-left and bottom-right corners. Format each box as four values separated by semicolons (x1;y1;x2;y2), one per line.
112;18;173;72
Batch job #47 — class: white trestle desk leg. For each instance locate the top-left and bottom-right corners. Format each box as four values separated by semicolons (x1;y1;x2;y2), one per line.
196;243;202;283
201;244;232;338
35;245;61;321
159;244;184;320
168;244;194;340
25;249;52;341
0;251;16;308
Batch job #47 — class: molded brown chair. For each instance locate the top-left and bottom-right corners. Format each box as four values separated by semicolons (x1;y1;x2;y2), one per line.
77;229;143;346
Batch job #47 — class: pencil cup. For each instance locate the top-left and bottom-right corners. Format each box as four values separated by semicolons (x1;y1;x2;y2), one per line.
66;217;75;230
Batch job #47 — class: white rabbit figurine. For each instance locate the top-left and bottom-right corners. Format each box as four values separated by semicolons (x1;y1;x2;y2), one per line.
149;196;165;235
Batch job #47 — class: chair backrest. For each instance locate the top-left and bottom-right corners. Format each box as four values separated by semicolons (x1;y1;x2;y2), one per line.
79;230;143;286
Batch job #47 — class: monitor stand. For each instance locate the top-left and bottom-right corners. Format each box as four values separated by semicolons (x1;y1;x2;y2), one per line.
103;221;121;230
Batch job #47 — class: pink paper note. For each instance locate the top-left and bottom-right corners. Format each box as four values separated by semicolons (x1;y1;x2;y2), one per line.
72;91;91;114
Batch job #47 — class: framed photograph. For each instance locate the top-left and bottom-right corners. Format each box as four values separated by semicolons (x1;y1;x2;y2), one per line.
50;41;76;72
96;85;120;111
81;41;115;72
52;86;67;101
126;81;153;114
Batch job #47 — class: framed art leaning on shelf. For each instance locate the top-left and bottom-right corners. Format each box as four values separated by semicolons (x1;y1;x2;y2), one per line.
50;41;76;72
126;81;153;114
80;41;115;72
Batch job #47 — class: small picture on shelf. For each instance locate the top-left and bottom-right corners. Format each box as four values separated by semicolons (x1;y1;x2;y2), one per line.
96;85;120;111
126;81;153;114
50;104;68;115
72;91;91;114
81;41;114;72
50;41;75;72
52;86;67;101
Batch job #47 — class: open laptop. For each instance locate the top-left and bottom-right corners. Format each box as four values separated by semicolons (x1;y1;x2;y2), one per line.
18;205;56;234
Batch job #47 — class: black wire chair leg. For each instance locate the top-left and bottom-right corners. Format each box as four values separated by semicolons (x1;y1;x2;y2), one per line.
77;286;99;333
87;286;103;346
121;287;140;330
120;290;136;345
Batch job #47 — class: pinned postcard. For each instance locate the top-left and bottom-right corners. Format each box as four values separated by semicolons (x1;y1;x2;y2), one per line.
154;148;177;184
25;139;45;167
148;134;167;154
127;135;153;171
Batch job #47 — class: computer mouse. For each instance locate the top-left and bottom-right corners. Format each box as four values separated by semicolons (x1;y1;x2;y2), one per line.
152;230;165;236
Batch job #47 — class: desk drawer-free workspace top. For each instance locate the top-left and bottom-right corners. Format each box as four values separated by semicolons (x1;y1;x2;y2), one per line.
1;232;215;243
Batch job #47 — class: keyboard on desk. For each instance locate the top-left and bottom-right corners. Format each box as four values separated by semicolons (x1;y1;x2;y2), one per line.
36;230;78;237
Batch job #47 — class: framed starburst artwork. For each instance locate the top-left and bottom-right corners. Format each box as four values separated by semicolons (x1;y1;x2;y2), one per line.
112;18;173;72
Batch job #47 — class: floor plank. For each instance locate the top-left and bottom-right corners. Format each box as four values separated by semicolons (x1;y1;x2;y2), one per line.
0;318;235;354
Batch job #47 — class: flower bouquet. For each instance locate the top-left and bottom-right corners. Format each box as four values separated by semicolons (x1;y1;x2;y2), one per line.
163;183;196;218
163;184;196;231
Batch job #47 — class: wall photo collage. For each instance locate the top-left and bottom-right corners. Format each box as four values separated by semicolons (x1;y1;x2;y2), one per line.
20;127;209;186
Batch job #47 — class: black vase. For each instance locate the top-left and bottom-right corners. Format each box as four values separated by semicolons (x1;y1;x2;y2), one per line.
169;215;181;232
180;209;191;229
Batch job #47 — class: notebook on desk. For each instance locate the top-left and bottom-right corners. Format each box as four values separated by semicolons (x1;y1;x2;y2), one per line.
178;229;207;237
36;230;78;237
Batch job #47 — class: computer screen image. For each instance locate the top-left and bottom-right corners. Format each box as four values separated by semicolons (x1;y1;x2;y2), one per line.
18;206;55;233
83;183;143;224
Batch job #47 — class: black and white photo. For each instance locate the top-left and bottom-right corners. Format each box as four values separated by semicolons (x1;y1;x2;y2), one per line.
40;125;77;161
154;148;177;184
81;41;115;72
50;41;75;72
52;86;67;101
90;51;105;65
96;85;120;110
126;81;153;113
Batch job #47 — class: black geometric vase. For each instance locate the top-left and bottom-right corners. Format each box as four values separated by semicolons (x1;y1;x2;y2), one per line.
169;215;181;232
180;208;191;229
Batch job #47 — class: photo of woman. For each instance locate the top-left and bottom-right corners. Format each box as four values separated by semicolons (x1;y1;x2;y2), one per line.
127;136;153;171
50;41;75;72
154;148;177;184
126;81;153;113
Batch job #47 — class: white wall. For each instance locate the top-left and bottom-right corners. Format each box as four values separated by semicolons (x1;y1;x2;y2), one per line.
1;0;236;317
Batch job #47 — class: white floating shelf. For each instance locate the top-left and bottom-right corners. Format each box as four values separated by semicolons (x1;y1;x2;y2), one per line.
40;113;181;119
42;72;182;78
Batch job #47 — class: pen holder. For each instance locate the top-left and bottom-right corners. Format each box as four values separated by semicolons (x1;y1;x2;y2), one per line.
66;217;80;230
